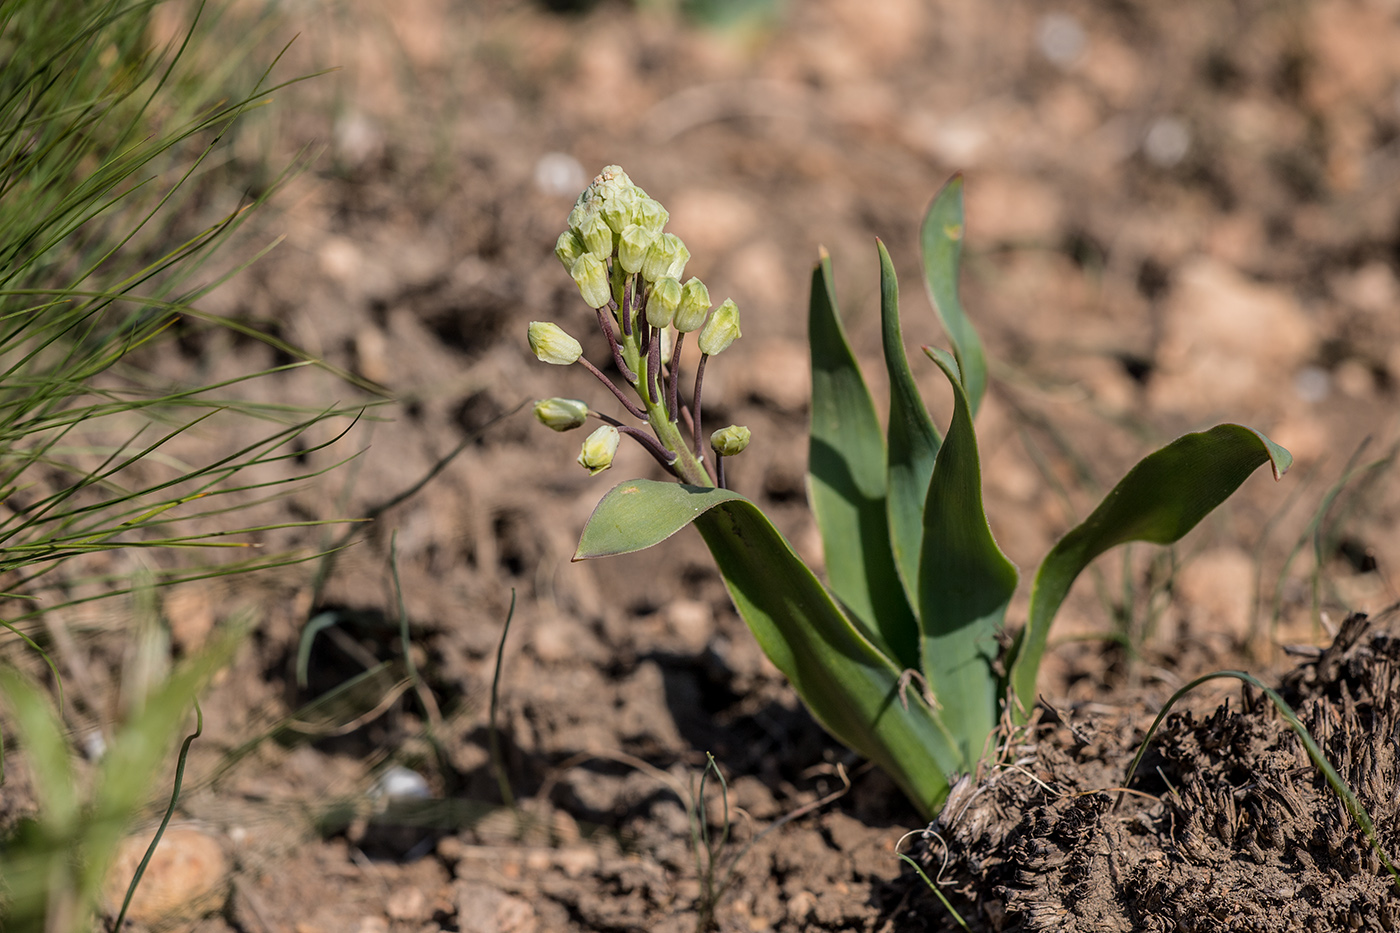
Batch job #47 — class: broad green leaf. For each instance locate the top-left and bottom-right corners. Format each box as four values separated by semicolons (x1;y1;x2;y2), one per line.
878;239;942;612
1008;425;1293;715
573;476;962;817
918;347;1019;770
807;252;919;669
574;480;746;559
920;175;988;415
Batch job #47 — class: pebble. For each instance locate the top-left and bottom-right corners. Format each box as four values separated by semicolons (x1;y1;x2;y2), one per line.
387;885;429;921
102;826;227;925
1149;257;1314;415
457;881;537;933
534;152;586;199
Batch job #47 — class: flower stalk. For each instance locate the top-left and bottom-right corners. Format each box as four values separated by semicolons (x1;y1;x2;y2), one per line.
530;166;747;489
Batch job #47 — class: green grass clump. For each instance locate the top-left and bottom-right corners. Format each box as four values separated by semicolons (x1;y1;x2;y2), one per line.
0;1;362;928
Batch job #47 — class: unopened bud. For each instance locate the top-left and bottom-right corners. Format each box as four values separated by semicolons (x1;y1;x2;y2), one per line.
674;277;710;332
641;232;689;283
534;397;590;431
601;187;640;235
579;212;614;261
570;254;612;309
555;230;586;271
617;224;654;275
596;164;632;189
528;321;583;365
567;201;594;234
698;299;740;355
577;425;620;475
635;197;669;235
710;424;751;457
646;276;681;328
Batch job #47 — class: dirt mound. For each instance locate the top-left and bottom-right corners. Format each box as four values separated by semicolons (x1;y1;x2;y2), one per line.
921;610;1400;932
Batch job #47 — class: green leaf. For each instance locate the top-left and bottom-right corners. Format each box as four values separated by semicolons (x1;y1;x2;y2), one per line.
920;175;988;416
573;477;962;817
575;480;748;559
879;240;942;613
1008;425;1293;715
807;252;919;669
0;670;76;833
918;347;1019;769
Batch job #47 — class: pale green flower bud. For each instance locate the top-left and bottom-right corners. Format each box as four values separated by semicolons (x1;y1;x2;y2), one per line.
570;254;611;309
601;187;640;235
596;164;632;189
710;424;751;457
579;212;614;261
617;224;654;275
555;230;586;271
577;424;620;475
635;197;669;235
528;321;583;365
641;232;688;283
673;277;711;332
698;298;740;355
567;201;595;235
646;276;681;328
534;397;590;431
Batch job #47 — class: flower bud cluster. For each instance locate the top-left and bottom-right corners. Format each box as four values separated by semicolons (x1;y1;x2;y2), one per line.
530;165;750;487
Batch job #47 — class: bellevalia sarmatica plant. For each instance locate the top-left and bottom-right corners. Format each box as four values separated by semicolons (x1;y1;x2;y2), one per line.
528;166;1292;819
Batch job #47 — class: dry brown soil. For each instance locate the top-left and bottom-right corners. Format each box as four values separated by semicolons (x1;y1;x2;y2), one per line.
5;1;1400;931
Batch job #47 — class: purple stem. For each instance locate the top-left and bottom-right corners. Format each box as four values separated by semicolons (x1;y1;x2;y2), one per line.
715;453;726;490
619;426;678;470
647;326;661;406
579;357;647;420
596;306;636;384
692;352;708;457
668;331;685;424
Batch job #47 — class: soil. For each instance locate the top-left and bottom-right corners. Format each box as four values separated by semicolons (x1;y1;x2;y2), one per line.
922;609;1400;932
4;0;1400;931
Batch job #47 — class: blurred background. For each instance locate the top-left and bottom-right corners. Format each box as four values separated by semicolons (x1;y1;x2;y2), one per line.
5;0;1400;930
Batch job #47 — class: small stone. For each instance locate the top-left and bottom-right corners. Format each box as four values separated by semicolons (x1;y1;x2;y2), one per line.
162;583;216;654
1174;547;1256;645
665;599;714;654
729;338;809;412
787;890;816;920
555;846;600;878
964;173;1063;244
458;882;537;933
354;917;388;933
354;327;392;386
103;826;228;925
387;886;428;921
1149;257;1314;415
